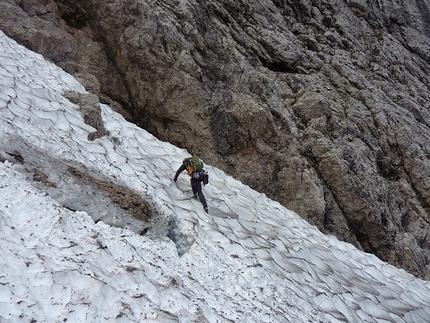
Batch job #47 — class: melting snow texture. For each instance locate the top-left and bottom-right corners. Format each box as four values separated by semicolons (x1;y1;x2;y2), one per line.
1;30;430;323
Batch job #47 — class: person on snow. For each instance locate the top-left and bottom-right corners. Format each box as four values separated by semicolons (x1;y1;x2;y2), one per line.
173;156;208;213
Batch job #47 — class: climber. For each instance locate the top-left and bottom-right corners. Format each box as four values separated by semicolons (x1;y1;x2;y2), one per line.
173;156;208;213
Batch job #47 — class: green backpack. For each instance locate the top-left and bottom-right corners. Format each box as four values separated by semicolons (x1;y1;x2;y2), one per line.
186;156;204;172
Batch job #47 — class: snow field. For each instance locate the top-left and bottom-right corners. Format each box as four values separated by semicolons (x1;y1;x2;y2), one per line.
1;29;430;322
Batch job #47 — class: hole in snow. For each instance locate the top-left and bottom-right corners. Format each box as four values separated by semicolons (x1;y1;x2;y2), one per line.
168;215;195;256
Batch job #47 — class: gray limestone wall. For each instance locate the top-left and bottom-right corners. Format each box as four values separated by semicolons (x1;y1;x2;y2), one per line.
1;0;430;279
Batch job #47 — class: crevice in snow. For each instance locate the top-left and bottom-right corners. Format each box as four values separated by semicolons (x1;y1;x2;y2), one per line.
0;141;156;236
167;214;195;256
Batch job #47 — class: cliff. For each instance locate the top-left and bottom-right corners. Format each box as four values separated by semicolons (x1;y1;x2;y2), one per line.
1;0;430;279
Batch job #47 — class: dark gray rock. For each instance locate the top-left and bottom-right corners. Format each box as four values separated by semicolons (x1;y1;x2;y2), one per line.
1;0;430;279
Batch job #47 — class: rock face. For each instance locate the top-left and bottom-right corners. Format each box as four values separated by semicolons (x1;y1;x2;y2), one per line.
1;0;430;279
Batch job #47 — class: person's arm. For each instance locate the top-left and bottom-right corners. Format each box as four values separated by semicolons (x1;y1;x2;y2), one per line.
173;163;187;181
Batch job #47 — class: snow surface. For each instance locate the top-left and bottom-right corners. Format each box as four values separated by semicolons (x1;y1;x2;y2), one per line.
0;29;430;323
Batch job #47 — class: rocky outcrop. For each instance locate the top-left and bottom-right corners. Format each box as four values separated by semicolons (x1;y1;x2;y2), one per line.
1;0;430;279
64;90;107;140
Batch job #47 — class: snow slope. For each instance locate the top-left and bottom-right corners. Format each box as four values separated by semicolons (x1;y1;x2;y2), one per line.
1;30;430;323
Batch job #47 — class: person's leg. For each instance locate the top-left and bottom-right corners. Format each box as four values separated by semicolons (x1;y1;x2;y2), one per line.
190;179;197;197
192;180;207;210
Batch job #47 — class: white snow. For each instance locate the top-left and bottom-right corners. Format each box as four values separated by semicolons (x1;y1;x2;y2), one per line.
0;29;430;323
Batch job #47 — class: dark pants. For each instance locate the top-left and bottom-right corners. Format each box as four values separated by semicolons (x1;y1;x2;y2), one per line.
191;178;207;209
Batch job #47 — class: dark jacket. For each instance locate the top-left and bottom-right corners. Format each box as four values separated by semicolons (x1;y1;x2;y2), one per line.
173;162;187;182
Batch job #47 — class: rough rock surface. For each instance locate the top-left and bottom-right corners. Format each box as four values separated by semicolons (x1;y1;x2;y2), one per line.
64;90;107;140
1;0;430;279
